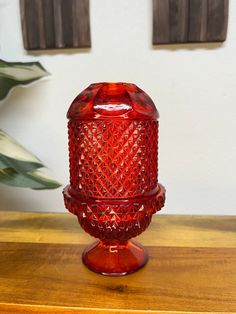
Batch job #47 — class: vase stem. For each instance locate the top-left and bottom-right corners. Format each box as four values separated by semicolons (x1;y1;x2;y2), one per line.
82;240;148;276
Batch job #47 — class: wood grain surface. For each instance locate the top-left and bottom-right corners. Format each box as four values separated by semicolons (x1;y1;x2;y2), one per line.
153;0;229;44
188;0;208;42
153;0;170;44
0;242;236;313
207;0;229;42
169;0;189;43
20;0;91;50
0;211;235;313
1;211;235;247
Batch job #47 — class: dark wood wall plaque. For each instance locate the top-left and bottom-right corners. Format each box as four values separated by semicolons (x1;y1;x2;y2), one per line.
20;0;91;50
153;0;229;45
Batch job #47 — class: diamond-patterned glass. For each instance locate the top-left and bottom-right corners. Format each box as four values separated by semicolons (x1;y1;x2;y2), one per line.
63;82;166;276
68;119;158;198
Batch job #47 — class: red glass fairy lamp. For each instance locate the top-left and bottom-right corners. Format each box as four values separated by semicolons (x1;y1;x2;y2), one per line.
63;82;165;276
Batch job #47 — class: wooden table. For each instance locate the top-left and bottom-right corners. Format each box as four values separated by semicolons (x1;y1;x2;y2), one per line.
0;211;235;313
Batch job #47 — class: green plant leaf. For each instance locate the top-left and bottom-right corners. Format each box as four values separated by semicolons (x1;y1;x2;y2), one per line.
0;129;43;172
0;168;61;190
0;61;60;190
0;59;49;100
0;130;61;189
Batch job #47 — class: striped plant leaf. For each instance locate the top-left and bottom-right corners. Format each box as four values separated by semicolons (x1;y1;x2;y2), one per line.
0;130;60;189
0;168;61;190
0;59;49;100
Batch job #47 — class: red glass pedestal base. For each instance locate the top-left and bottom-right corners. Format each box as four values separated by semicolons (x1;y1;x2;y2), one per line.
82;240;148;276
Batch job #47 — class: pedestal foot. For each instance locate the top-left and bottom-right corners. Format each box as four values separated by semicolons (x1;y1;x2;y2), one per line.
82;240;148;276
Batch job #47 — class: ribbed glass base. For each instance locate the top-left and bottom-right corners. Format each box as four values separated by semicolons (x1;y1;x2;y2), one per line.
82;240;148;276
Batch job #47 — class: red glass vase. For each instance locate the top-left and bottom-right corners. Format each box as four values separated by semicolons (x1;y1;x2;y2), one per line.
63;82;165;276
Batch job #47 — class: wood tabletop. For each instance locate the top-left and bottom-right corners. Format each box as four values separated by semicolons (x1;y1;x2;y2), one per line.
0;211;235;313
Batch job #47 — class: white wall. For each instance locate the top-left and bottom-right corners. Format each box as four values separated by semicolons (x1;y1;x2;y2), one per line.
0;0;236;215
